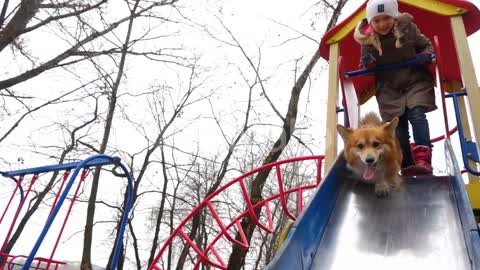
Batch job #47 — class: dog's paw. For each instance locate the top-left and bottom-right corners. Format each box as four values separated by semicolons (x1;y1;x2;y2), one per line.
390;175;404;191
375;181;390;197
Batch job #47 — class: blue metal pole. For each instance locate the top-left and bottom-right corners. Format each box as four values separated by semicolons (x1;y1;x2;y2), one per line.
446;91;480;176
110;162;134;270
1;156;120;178
21;155;132;270
344;54;436;78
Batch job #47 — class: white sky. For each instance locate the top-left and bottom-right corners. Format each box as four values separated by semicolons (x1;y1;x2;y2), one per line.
2;0;480;268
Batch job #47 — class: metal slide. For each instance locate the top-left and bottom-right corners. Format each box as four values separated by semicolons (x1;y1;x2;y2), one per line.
266;141;480;270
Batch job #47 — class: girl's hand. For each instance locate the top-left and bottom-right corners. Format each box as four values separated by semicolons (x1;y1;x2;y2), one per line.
415;51;434;65
360;53;376;68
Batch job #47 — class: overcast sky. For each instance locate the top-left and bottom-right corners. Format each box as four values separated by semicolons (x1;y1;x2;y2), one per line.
3;0;480;268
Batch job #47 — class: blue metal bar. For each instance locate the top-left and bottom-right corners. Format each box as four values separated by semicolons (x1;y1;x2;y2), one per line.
466;141;480;163
446;91;480;176
336;107;349;128
110;162;134;269
445;139;480;268
344;54;436;78
21;155;133;270
1;157;120;177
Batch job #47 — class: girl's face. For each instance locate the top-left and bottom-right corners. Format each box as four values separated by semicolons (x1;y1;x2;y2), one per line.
370;15;395;36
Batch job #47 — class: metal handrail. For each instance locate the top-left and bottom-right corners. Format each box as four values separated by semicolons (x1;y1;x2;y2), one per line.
0;155;133;270
343;54;436;79
148;155;325;270
445;91;480;176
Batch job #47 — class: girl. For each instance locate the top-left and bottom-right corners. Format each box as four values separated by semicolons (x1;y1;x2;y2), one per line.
354;0;436;175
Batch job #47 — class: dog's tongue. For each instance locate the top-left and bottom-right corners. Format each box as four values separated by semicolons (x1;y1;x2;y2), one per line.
363;164;376;182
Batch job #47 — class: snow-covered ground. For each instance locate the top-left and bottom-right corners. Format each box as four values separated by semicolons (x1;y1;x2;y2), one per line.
6;258;104;270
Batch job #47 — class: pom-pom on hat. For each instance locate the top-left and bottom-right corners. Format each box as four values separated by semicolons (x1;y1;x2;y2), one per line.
366;0;399;23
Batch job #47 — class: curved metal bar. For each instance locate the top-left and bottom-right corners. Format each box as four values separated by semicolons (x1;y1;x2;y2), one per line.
2;156;120;178
46;170;88;270
0;176;25;268
21;155;134;270
343;54;436;78
446;91;480;176
0;176;25;224
206;201;249;249
148;155;324;270
433;35;452;139
8;177;24;206
238;179;274;233
110;161;134;270
431;126;458;143
1;175;38;266
276;165;296;221
336;107;349;128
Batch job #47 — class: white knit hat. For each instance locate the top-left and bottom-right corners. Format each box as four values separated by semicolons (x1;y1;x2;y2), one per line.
366;0;399;23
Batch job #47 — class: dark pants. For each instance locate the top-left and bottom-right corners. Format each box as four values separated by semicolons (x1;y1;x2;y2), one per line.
396;106;432;168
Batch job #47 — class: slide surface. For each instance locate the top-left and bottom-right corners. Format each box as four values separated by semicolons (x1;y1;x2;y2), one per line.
266;143;480;270
311;176;470;270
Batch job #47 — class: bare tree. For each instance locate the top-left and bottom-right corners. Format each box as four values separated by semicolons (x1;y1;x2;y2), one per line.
0;0;182;145
79;0;140;267
0;1;349;269
97;56;209;269
226;1;349;268
2;102;99;254
173;70;256;270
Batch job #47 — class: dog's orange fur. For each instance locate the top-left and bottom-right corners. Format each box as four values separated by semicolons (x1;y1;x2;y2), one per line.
337;112;402;197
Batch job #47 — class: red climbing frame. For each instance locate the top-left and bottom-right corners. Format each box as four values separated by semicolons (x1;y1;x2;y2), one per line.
0;169;89;269
147;155;325;270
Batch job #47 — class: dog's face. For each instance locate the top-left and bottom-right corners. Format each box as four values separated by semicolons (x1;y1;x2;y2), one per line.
336;118;398;182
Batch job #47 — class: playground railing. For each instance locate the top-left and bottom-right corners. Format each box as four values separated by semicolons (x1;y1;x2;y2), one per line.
147;155;325;270
0;155;133;270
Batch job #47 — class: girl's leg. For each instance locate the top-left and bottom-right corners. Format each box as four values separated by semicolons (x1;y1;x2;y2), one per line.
407;106;433;173
407;106;432;147
397;112;414;168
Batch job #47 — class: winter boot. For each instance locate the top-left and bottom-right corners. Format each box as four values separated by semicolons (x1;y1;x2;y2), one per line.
400;165;418;176
400;143;417;176
411;145;433;174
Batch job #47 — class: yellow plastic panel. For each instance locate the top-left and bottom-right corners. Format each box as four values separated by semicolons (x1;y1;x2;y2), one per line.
326;0;468;45
466;182;480;209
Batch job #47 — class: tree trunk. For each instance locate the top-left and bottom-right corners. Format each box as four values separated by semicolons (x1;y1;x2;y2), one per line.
226;1;348;268
174;86;253;270
81;1;139;269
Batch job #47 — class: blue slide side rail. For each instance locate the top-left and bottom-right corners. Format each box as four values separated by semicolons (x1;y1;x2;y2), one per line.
445;140;480;269
446;91;480;176
265;154;347;269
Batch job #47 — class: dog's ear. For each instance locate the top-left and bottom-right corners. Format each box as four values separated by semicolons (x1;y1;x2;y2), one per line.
383;117;399;137
336;124;352;142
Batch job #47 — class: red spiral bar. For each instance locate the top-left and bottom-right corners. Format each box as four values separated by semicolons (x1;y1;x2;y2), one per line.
148;155;325;270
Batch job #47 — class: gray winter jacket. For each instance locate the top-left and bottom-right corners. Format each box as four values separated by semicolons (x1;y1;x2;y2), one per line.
354;13;437;121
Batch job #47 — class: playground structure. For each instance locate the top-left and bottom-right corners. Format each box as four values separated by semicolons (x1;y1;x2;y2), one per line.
267;0;480;269
2;0;480;269
0;156;133;270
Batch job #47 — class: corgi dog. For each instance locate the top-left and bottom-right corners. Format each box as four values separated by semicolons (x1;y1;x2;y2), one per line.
336;112;402;197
